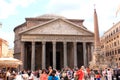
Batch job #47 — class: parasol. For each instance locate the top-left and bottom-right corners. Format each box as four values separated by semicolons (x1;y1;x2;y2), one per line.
0;57;22;68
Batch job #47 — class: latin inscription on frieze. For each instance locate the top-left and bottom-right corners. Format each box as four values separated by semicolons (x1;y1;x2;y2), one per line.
21;35;94;42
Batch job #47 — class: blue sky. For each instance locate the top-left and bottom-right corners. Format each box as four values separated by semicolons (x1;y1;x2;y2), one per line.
0;0;120;48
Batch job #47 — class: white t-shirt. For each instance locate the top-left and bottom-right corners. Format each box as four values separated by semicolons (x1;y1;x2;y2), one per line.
6;71;10;77
22;73;28;80
28;73;34;79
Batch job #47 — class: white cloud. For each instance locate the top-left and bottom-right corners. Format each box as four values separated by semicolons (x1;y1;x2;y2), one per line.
1;0;120;48
11;0;36;7
0;0;37;48
0;29;14;48
46;0;120;36
0;0;36;19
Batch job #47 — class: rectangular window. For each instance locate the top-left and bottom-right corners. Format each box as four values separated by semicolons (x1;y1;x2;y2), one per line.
118;49;120;54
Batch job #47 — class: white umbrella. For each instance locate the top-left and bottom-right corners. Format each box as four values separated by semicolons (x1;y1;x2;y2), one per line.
0;57;22;68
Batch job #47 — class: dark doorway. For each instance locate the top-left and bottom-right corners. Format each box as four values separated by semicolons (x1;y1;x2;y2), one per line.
50;52;53;67
46;42;52;68
77;42;84;68
25;42;31;70
56;52;61;70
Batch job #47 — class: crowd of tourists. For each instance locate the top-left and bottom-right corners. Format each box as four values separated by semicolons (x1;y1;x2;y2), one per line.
1;66;120;80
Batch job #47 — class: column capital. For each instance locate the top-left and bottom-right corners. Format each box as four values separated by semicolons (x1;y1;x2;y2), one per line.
32;41;35;45
63;41;67;45
83;42;86;43
32;40;35;42
73;41;77;44
42;41;46;45
52;41;56;45
73;41;77;42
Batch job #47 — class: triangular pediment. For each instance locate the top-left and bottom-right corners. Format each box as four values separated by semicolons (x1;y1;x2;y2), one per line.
20;18;94;36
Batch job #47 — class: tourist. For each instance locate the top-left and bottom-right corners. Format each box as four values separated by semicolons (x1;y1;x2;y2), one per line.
86;67;90;77
6;69;11;80
14;72;22;80
48;66;53;76
76;66;85;80
102;68;108;80
39;69;48;80
21;70;29;80
74;70;78;80
60;70;68;80
107;68;112;80
11;72;17;80
48;70;59;80
90;69;95;80
66;68;73;80
28;71;34;80
36;70;40;79
84;67;89;80
95;71;101;80
116;68;120;80
56;70;61;80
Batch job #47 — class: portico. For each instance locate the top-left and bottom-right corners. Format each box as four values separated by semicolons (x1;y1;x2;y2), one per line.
21;35;93;70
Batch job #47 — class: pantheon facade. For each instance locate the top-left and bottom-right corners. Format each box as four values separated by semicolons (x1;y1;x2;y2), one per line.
14;14;94;70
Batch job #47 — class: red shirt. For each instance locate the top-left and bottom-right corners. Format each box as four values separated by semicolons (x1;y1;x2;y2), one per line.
40;74;48;80
76;69;84;80
95;74;101;78
86;68;90;75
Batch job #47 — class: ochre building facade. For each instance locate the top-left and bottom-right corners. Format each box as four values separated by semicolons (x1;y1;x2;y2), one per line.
14;14;94;70
0;38;9;57
101;21;120;68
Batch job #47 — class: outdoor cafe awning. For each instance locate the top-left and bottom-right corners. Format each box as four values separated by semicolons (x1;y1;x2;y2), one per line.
0;57;22;68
